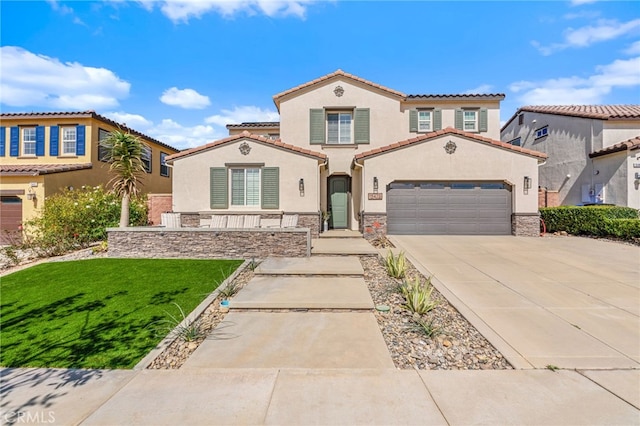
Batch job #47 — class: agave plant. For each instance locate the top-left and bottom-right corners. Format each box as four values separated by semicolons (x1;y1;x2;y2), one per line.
385;249;407;279
400;276;439;315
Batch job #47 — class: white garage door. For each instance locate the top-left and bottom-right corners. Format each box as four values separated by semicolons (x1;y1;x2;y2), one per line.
387;182;512;235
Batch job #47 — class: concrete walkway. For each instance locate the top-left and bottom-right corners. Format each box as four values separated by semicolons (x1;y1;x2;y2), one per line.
392;235;640;370
3;234;639;424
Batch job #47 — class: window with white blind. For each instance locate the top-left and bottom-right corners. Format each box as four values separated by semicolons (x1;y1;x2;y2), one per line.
418;111;432;132
463;110;478;131
22;128;36;156
62;127;76;155
327;112;352;144
231;168;261;206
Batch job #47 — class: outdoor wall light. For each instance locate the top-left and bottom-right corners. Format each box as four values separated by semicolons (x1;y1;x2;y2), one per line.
523;176;532;194
373;176;379;193
299;178;305;196
26;188;36;201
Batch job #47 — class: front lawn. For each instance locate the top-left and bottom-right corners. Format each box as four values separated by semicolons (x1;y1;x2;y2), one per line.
0;258;242;369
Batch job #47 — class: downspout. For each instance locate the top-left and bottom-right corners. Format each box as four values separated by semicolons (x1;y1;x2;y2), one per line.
353;158;364;231
318;157;328;217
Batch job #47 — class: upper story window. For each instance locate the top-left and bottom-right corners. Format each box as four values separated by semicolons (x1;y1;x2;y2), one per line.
22;127;36;156
508;137;521;146
231;168;260;206
98;128;111;162
463;111;478;131
310;108;370;145
535;126;549;139
418;111;432;132
160;152;170;177
327;112;352;144
61;127;77;155
142;146;152;173
518;114;524;125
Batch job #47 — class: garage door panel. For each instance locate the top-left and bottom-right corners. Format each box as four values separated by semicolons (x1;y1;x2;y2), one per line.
1;197;23;245
387;182;512;236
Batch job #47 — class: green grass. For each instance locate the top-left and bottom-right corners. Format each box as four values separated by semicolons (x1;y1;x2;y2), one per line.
0;258;242;369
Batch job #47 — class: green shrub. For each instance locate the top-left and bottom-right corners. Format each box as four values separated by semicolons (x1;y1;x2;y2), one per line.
605;219;640;239
540;206;639;238
385;249;407;279
400;276;439;315
23;185;147;255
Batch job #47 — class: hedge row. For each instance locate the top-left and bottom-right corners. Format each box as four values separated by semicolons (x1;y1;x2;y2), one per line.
540;206;640;239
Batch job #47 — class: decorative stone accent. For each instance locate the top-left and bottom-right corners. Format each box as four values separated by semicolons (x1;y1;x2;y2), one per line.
512;213;540;237
334;86;344;97
361;212;387;240
239;142;251;155
107;227;310;259
444;140;457;154
296;213;321;239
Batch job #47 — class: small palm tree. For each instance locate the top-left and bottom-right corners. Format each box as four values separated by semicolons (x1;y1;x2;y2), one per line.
100;129;148;227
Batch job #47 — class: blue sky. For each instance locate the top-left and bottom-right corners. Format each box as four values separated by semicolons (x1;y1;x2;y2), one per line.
1;0;639;149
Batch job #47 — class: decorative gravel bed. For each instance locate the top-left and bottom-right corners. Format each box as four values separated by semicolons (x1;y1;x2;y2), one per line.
361;255;512;370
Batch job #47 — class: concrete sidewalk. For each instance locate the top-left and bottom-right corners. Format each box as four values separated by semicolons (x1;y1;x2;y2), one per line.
392;235;640;370
3;367;638;425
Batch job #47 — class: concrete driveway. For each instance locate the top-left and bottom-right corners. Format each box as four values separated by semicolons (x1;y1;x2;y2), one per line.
391;235;640;370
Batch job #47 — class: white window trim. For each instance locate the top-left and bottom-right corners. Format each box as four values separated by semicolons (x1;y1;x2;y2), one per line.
418;110;432;133
61;126;77;156
463;110;478;132
535;126;549;139
230;168;261;207
22;127;36;156
326;111;353;145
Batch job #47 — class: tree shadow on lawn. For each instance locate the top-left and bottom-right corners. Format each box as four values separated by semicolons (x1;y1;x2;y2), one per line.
1;288;193;369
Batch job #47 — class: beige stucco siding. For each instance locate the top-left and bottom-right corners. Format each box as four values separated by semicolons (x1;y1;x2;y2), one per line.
592;150;640;209
360;135;539;214
172;138;320;213
603;121;640;147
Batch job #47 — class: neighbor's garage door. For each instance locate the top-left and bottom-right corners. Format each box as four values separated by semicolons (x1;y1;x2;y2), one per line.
387;182;512;235
0;197;23;245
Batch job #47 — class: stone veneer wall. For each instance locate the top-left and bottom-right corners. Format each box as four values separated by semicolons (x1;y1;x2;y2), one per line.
147;194;173;226
361;212;387;240
107;227;310;259
296;213;321;239
512;213;540;237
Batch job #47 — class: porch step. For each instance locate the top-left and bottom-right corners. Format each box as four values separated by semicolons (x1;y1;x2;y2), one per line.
319;230;363;238
255;257;363;276
311;238;378;255
230;276;374;310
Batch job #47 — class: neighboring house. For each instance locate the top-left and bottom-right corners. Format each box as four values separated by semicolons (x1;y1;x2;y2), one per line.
0;111;180;244
227;122;280;140
501;105;640;209
168;70;546;238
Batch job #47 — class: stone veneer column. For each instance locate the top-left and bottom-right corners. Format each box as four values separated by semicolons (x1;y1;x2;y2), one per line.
512;213;540;237
361;213;387;240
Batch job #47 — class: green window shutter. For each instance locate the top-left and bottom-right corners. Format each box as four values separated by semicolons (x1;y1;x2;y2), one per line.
210;167;228;209
261;167;279;209
455;109;463;130
433;109;442;131
479;108;488;132
309;109;325;144
409;110;418;132
354;108;370;144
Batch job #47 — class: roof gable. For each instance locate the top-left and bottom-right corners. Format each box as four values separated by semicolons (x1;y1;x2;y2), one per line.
272;69;406;110
354;127;547;162
502;105;640;131
166;131;327;162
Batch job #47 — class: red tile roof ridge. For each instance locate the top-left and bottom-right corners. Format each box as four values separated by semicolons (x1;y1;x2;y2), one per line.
354;128;547;161
166;133;326;162
589;135;640;158
0;163;93;175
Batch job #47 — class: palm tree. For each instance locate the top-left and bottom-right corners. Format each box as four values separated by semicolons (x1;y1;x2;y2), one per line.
100;129;148;227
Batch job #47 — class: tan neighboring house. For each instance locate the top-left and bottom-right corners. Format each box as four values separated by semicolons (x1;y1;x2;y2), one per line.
0;111;179;244
501;105;640;209
167;70;546;238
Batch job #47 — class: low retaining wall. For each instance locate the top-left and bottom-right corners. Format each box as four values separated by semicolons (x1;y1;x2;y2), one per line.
179;212;321;238
107;227;311;259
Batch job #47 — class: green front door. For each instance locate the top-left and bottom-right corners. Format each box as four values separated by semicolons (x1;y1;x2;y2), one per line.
329;176;349;229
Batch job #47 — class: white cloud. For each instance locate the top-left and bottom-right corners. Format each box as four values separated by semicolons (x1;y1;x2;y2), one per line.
623;40;640;55
0;46;130;110
510;56;640;105
463;84;494;94
533;18;640;55
103;111;153;129
47;0;73;15
139;0;313;23
570;0;598;5
205;105;279;126
146;119;222;149
160;87;211;109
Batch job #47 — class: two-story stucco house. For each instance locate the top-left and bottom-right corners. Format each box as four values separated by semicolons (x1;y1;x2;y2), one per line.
0;111;180;244
501;105;640;209
167;70;546;238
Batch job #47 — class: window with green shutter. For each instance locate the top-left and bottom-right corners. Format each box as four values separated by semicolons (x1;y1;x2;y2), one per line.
479;108;488;132
409;110;418;132
455;109;463;130
210;167;228;209
354;108;369;144
310;109;325;144
433;108;442;131
261;167;279;209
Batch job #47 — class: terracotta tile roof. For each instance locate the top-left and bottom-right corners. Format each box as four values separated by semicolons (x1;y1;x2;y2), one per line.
272;69;406;109
502;105;640;130
166;131;327;162
0;163;93;176
406;94;505;101
0;111;180;153
226;122;280;129
354;127;547;161
589;136;640;158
